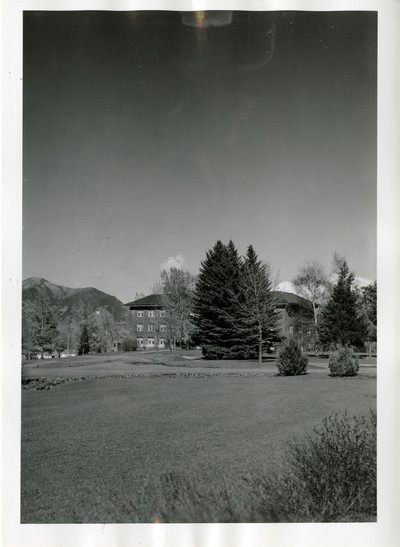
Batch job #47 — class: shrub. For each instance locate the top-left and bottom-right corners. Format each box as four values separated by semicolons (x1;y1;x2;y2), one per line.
276;338;308;376
115;411;376;523
264;410;377;521
122;338;138;352
329;345;359;376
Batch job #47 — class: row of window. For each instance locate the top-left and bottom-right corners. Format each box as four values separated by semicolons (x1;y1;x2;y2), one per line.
136;324;167;332
134;310;165;318
137;337;165;347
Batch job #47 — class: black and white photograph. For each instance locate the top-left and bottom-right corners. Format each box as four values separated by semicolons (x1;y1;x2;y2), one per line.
2;1;399;545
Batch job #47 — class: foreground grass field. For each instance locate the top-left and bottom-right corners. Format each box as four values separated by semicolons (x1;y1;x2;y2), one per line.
21;357;376;523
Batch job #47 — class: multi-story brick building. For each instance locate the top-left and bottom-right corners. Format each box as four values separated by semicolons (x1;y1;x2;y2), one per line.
125;291;314;351
125;294;167;349
274;291;315;350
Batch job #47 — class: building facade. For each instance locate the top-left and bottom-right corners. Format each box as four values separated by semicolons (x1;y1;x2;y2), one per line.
274;291;315;350
125;294;167;349
125;291;314;351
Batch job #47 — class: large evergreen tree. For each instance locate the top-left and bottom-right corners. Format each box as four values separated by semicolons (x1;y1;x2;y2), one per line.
318;261;366;349
193;240;243;359
193;241;278;360
235;246;279;362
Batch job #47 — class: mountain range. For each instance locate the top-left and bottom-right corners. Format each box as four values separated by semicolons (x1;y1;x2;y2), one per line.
22;277;127;321
23;274;374;322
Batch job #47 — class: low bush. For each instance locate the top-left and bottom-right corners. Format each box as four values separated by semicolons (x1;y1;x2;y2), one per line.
122;338;138;352
276;338;308;376
263;410;377;521
329;346;359;377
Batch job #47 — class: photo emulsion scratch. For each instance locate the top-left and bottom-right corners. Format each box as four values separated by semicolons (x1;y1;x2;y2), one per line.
21;10;377;524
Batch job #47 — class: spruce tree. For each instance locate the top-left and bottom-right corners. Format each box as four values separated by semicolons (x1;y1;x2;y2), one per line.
235;246;279;362
193;241;278;361
221;240;246;358
318;261;366;349
193;240;243;359
78;324;90;355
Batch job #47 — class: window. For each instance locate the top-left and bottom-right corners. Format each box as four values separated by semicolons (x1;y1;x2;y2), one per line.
160;310;165;318
137;311;144;318
137;324;144;332
137;338;143;346
148;310;155;318
160;324;167;332
148;337;155;346
148;324;154;332
159;338;165;346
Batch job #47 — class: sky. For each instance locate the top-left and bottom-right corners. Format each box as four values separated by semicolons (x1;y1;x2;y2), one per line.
23;10;377;303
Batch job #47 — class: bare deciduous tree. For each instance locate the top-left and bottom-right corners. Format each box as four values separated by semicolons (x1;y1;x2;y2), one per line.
160;268;196;353
22;296;58;358
293;261;330;349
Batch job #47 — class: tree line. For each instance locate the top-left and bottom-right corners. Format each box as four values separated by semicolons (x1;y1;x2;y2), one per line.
22;300;131;359
22;241;377;360
292;253;376;355
158;243;376;359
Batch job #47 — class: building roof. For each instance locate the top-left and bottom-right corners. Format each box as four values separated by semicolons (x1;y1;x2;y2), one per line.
273;291;313;309
124;293;163;308
125;291;312;310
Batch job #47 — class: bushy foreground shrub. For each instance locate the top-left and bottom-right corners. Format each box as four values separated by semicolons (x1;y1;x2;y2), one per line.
329;346;359;376
276;338;308;376
266;410;377;521
118;411;376;523
122;338;138;352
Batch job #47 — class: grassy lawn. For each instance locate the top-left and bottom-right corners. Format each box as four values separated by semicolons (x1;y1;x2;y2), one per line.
21;369;376;523
22;349;377;380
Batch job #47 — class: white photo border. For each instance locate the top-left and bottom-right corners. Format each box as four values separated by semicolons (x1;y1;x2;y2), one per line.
2;1;399;546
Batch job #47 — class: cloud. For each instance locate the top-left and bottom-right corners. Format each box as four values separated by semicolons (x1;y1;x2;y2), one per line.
278;276;374;296
160;253;186;271
276;281;299;295
354;276;374;288
329;274;373;288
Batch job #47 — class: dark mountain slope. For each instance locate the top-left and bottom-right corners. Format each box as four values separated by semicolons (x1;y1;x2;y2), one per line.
22;277;126;320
